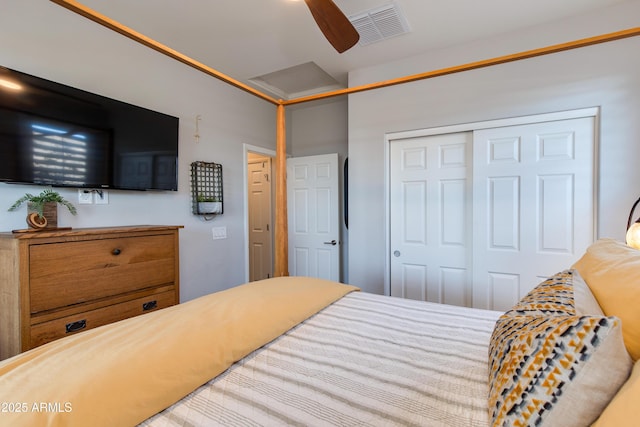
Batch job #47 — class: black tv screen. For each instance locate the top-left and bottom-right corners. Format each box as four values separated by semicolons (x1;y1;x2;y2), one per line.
0;66;179;191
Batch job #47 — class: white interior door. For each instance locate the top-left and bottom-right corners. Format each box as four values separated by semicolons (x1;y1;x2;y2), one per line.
248;157;273;281
390;132;472;305
287;153;340;281
472;117;595;310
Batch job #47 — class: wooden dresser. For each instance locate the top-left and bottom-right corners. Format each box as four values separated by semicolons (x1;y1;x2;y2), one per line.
0;225;182;360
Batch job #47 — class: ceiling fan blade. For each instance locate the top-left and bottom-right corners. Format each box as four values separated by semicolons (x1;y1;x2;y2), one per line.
303;0;360;53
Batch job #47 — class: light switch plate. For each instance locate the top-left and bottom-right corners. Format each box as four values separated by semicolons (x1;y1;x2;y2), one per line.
212;226;227;240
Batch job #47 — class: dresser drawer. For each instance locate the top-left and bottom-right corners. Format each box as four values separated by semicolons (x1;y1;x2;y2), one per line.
30;289;176;348
29;234;176;313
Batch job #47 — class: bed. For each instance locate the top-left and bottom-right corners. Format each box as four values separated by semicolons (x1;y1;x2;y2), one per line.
1;238;639;427
141;289;498;427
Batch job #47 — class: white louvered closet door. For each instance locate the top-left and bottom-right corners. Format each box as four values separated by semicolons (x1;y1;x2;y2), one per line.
472;117;595;311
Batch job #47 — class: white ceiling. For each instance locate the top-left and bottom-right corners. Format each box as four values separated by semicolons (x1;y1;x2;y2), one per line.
78;0;628;99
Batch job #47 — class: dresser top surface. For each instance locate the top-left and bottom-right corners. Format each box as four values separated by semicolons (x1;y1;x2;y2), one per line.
0;225;184;240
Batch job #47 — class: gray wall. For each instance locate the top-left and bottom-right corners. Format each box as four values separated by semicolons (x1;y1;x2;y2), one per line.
289;98;349;282
3;0;635;299
289;98;348;159
0;0;277;302
347;0;640;294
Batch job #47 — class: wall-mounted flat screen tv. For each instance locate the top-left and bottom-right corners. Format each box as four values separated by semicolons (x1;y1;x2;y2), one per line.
0;66;179;191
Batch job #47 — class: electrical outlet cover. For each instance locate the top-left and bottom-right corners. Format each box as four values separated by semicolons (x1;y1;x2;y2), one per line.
78;190;93;204
94;190;109;205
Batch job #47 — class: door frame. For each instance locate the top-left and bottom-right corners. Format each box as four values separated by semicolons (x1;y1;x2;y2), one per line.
243;143;276;283
383;107;600;297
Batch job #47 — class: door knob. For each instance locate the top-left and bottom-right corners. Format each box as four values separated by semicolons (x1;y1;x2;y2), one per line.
324;240;337;246
393;250;401;257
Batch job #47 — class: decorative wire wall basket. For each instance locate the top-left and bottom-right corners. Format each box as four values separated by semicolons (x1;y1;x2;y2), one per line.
190;161;223;216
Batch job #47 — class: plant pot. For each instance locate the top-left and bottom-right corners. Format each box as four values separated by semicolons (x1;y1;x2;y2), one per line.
198;201;222;214
27;201;58;228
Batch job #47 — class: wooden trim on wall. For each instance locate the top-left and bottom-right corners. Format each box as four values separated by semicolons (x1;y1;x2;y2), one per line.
52;1;638;108
274;105;289;277
282;26;640;105
50;0;280;106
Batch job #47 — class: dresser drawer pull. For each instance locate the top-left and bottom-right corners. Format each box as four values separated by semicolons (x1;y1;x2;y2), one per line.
142;300;158;311
112;248;122;255
65;319;87;333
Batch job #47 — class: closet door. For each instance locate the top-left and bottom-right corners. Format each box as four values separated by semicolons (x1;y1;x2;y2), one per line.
472;117;595;310
389;132;472;305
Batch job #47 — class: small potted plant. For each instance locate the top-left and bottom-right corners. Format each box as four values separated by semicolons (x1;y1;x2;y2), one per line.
197;194;222;214
8;189;77;229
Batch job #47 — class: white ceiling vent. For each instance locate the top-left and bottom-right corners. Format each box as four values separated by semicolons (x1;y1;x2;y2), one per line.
349;2;411;46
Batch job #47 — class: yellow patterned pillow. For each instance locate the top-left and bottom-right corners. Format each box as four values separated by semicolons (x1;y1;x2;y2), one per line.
506;270;576;316
505;270;603;317
488;314;631;427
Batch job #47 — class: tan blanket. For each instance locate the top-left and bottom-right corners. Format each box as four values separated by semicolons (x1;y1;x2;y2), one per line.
0;276;358;427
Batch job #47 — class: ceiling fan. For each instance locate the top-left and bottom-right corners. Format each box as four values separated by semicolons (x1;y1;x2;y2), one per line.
303;0;360;53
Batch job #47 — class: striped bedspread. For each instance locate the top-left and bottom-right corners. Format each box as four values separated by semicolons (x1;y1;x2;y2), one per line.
140;292;501;427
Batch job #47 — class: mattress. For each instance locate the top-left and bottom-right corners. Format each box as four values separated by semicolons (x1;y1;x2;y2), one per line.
141;292;502;427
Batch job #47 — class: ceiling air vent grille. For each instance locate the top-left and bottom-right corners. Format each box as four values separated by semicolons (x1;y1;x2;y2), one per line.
349;2;411;46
